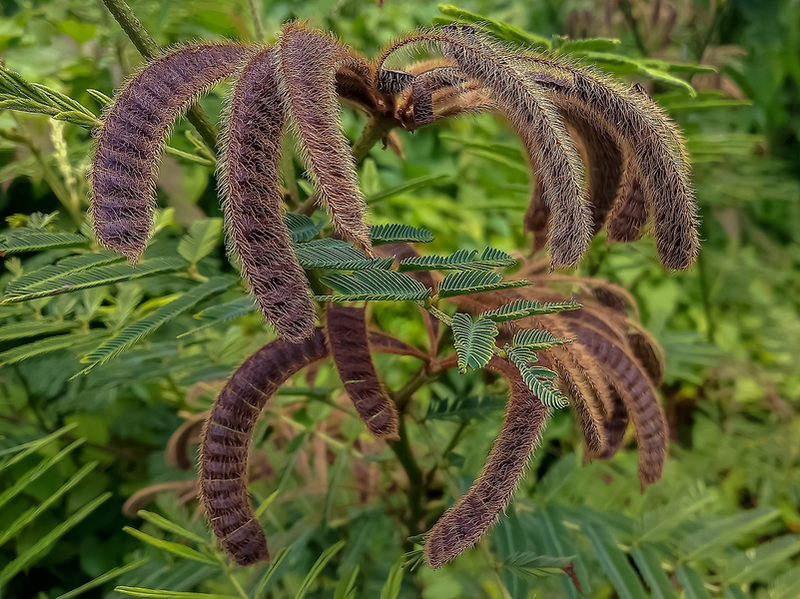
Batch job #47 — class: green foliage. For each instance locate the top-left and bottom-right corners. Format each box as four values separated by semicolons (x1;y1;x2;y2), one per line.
480;298;582;322
317;270;431;302
370;223;434;245
438;270;530;298
451;313;498;373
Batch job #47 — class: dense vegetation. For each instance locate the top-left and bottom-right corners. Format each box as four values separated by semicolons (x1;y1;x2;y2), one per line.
1;1;799;598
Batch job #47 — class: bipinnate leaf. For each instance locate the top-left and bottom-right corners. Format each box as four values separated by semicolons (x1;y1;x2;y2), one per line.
451;313;498;373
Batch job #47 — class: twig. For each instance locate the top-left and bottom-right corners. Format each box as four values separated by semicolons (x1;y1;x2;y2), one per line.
100;0;219;151
618;0;648;56
247;0;265;42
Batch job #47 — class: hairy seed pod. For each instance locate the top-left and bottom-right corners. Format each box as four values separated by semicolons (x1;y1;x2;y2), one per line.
626;325;666;387
577;324;668;485
598;391;629;459
91;43;247;262
523;178;549;253
219;49;316;342
424;358;548;568
326;305;399;439
377;27;592;269
277;23;373;254
534;60;698;269
607;179;649;242
199;330;328;565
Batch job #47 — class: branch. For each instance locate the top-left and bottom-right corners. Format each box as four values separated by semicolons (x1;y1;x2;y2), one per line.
100;0;220;151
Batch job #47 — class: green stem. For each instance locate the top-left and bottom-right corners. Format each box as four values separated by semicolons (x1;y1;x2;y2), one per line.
618;0;648;56
100;0;219;151
296;116;396;216
389;417;425;538
247;0;265;42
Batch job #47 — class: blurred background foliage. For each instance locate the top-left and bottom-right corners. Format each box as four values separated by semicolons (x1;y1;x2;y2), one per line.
0;0;799;597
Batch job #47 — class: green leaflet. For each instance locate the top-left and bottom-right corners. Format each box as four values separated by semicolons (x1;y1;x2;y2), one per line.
293;541;346;599
370;223;434;244
78;276;234;374
285;213;322;242
677;566;712;599
295;238;394;270
400;247;516;272
435;4;550;49
0;329;109;366
1;256;187;304
178;295;257;337
512;328;567;350
451;313;498;373
507;345;567;408
0;318;78;341
365;173;451;206
630;545;676;599
317;270;431;302
0;230;87;254
481;298;581;322
177;218;223;265
5;251;123;298
438;270;530;298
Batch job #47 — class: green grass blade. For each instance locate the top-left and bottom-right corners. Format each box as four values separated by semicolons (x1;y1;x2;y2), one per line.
53;557;150;599
630;545;677;599
379;557;404;599
114;589;239;599
583;523;647;599
677;566;711;599
0;319;78;341
0;460;98;547
123;527;219;567
0;422;77;464
0;439;85;511
137;510;208;546
253;546;291;597
293;541;346;599
0;492;112;586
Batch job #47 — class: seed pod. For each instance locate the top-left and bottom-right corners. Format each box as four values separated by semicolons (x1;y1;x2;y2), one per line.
91;43;247;262
199;330;328;565
326;305;399;439
219;48;315;342
424;358;548;568
277;23;373;254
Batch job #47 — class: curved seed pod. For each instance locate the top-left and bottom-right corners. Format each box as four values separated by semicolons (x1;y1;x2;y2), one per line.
626;323;666;387
425;358;548;568
123;480;197;518
598;391;629;459
199;330;328;565
91;43;247;262
277;23;373;254
563;111;624;234
326;305;399;439
219;48;315;342
607;179;648;242
577;324;667;486
520;55;698;269
377;26;592;269
523;178;549;253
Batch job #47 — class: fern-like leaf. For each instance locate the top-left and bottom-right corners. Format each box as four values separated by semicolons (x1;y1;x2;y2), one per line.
399;249;477;271
284;213;322;242
5;251;123;298
481;298;582;322
178;295;257;338
317;271;431;302
295;239;394;270
438;271;530;298
507;346;567;408
0;330;108;367
0;320;77;341
0;230;87;255
512;328;568;350
451;313;498;373
370;223;434;245
1;257;186;304
78;277;233;374
177;218;223;265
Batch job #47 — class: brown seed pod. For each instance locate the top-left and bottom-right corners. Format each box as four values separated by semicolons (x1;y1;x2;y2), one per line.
277;23;373;255
577;324;668;485
607;179;649;242
326;305;399;439
218;48;316;342
199;329;328;566
377;26;592;269
91;43;247;262
424;357;548;568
